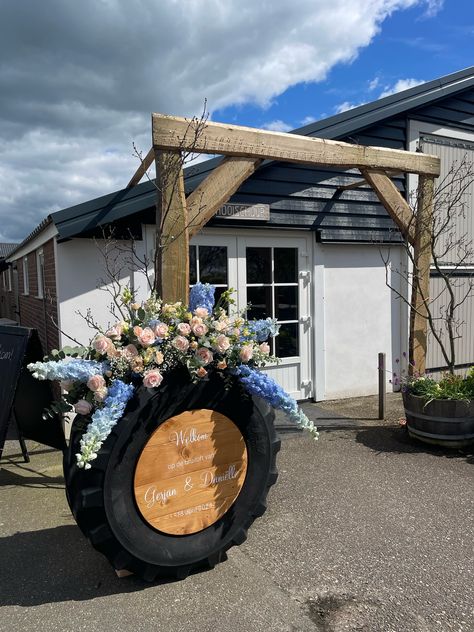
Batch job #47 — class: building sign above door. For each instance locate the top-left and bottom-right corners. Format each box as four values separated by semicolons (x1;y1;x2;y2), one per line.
216;203;270;221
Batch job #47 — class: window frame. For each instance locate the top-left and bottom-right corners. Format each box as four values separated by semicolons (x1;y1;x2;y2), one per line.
22;256;29;295
36;248;44;299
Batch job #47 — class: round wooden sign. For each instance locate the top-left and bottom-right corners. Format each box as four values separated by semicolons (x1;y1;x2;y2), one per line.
133;409;248;535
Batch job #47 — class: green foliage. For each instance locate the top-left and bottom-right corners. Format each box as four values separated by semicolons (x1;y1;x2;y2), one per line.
406;367;474;401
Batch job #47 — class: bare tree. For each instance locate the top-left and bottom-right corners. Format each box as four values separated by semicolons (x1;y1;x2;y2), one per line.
382;156;474;374
132;102;210;295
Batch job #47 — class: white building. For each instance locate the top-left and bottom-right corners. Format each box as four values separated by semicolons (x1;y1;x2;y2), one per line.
3;67;474;400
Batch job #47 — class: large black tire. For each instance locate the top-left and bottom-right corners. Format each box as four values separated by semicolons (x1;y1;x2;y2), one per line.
63;368;280;581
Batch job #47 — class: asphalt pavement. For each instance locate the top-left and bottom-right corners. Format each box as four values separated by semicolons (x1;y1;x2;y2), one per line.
1;394;473;632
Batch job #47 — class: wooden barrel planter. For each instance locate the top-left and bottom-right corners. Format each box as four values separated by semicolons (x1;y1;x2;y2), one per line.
403;391;474;448
63;368;280;581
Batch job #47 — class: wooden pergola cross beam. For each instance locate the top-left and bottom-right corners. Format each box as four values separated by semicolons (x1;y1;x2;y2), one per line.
148;113;440;374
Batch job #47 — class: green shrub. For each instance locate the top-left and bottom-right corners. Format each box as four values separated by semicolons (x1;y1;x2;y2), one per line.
406;367;474;401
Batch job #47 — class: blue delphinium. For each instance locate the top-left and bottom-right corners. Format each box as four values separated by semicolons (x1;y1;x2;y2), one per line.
236;365;318;438
76;379;135;469
28;359;107;383
189;282;215;313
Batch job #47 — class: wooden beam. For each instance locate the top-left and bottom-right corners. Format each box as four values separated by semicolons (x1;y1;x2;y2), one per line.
155;151;189;303
361;169;416;245
187;157;263;237
128;147;154;187
409;175;435;375
152;113;441;177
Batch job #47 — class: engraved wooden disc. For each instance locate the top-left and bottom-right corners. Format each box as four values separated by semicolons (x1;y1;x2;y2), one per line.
133;409;248;536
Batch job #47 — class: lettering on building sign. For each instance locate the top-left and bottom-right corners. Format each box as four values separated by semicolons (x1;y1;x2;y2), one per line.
216;203;270;221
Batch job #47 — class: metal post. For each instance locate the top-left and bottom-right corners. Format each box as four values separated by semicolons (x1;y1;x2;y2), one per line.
378;352;386;420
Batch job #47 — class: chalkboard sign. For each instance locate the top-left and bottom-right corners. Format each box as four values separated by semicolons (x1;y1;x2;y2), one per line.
0;325;66;457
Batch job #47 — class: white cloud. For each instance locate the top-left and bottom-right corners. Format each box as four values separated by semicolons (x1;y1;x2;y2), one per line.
334;100;367;114
262;120;293;132
379;78;424;98
0;0;439;241
368;77;381;91
422;0;444;17
300;116;317;126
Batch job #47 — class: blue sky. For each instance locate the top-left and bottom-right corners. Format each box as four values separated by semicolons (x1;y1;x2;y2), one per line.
215;1;474;131
0;0;473;242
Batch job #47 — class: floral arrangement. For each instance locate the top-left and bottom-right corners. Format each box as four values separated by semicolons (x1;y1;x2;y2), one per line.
29;284;318;469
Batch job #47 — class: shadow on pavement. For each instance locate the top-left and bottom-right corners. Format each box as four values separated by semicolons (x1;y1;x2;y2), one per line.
0;525;152;605
356;425;474;464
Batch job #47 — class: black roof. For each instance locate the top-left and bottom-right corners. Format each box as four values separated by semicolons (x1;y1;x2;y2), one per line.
0;243;19;259
13;66;474;246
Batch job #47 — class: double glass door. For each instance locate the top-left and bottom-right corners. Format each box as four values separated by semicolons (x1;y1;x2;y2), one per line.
190;233;312;400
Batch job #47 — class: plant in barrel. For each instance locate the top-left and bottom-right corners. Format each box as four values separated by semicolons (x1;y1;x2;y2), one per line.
29;283;318;581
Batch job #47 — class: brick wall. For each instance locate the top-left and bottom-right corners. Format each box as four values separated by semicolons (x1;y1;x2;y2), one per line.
16;239;59;353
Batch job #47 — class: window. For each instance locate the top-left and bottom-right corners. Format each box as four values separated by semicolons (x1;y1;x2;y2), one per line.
246;246;299;358
36;249;44;298
189;245;228;304
22;256;29;295
6;267;11;292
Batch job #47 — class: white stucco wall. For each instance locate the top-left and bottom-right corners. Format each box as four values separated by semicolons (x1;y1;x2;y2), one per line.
56;236;151;347
317;243;406;400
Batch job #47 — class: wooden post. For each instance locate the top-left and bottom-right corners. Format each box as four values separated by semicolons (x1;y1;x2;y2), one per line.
155;150;189;304
409;175;435;375
378;352;386;420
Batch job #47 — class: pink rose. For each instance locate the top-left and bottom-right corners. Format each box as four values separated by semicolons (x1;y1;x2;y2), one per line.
138;327;156;348
194;307;209;318
172;335;189;352
133;325;143;337
213;334;230;353
196;347;213;365
94;386;108;403
106;343;120;359
232;328;241;337
87;374;106;392
259;342;270;355
93;335;113;355
153;322;169;338
105;324;123;340
190;318;208;337
240;344;254;363
212;319;229;333
122;344;139;359
143;369;163;388
74;400;92;416
177;322;191;336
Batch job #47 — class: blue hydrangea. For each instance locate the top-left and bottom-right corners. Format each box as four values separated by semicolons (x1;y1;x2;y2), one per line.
76;379;135;469
236;365;318;438
247;318;280;342
28;359;107;382
189;282;215;313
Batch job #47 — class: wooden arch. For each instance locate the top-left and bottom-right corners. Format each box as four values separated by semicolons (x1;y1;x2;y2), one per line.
127;114;441;374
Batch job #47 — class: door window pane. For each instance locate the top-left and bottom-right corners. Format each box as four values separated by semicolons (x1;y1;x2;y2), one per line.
246;247;271;284
274;248;297;283
275;286;298;321
247;286;272;320
189;246;197;284
199;246;227;284
275;323;299;358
